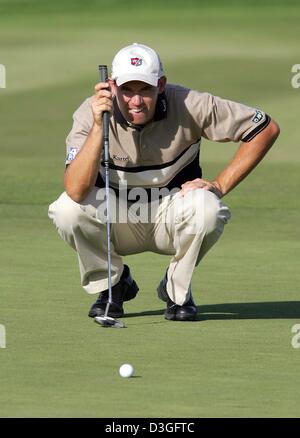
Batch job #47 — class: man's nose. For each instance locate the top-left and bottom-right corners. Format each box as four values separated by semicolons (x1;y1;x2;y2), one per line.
130;94;143;106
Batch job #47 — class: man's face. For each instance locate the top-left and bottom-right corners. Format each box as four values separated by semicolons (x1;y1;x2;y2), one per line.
110;78;166;125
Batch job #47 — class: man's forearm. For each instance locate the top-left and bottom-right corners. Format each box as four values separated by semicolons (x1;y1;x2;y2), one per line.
64;123;103;203
213;119;280;197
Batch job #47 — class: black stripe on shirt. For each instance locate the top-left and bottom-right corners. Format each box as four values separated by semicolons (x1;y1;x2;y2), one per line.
242;114;271;142
95;152;202;197
102;140;200;173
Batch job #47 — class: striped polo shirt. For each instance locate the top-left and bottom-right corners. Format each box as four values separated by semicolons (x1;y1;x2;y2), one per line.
65;83;270;193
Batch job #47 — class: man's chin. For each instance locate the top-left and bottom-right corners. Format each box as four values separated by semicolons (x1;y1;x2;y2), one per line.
128;114;149;125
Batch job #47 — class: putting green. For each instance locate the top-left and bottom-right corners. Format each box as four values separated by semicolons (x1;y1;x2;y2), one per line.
1;0;300;418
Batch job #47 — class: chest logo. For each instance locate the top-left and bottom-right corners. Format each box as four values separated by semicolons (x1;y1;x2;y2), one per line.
113;154;130;162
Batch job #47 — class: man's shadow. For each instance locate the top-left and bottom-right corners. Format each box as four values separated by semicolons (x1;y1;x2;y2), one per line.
125;301;300;321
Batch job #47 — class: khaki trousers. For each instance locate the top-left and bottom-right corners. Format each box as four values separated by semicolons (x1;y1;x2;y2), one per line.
48;187;230;305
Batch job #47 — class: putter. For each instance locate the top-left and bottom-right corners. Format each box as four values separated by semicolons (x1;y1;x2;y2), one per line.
94;65;126;329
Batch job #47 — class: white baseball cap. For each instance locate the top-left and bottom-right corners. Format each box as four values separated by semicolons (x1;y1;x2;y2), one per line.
111;43;164;87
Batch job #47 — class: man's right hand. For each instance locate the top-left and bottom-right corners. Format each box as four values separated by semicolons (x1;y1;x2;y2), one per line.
91;81;113;126
64;82;113;203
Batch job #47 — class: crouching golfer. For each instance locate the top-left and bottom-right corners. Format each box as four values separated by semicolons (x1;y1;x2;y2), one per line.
49;43;280;321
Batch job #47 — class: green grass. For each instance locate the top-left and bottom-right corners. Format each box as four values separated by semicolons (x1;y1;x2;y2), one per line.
1;0;300;418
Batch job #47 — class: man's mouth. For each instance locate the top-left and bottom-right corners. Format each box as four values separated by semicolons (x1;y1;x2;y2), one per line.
129;108;144;114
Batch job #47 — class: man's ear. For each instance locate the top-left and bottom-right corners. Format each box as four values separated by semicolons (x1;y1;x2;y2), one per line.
158;76;167;94
108;79;117;96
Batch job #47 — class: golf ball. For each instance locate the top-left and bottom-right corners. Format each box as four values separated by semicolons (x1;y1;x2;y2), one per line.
119;363;134;378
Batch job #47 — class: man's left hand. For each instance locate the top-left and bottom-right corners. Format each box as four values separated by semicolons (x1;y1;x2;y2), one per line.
180;178;223;198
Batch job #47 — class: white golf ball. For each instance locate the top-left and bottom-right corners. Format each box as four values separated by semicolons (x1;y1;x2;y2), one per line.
119;363;134;378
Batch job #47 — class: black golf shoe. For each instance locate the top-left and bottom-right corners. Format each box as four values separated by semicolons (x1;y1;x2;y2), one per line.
157;270;197;321
88;265;139;318
164;296;198;321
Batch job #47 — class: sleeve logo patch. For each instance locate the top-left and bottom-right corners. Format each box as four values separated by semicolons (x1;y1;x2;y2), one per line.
67;147;78;161
252;110;264;124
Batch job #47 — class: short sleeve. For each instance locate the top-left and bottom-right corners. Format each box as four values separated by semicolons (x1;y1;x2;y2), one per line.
186;91;270;143
65;97;93;165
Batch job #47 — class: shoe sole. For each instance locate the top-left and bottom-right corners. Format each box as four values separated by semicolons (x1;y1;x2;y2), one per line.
88;308;124;319
165;313;197;321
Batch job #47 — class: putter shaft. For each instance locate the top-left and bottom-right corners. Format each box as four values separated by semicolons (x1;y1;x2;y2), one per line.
98;65;125;327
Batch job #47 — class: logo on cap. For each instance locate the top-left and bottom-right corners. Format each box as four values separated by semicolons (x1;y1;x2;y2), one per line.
131;57;143;66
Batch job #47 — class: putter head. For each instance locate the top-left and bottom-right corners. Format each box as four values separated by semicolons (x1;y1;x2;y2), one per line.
94;315;126;329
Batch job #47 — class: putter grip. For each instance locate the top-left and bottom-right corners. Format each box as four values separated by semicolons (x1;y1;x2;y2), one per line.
98;65;110;140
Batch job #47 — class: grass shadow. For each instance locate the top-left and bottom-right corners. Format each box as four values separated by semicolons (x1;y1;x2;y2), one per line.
197;301;300;321
125;301;300;321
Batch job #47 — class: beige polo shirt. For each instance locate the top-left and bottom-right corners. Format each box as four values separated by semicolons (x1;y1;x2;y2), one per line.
65;84;270;191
